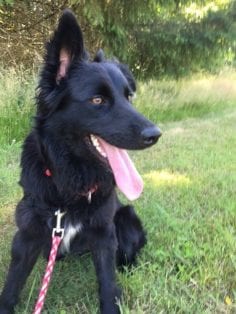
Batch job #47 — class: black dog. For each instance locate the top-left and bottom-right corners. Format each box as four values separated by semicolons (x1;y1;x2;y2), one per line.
0;10;161;314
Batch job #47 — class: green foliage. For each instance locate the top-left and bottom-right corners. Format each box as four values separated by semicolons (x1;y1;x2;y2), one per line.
0;1;235;76
116;0;236;78
0;0;13;5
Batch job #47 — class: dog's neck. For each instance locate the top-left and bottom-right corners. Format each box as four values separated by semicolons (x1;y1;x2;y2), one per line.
34;130;115;206
44;166;98;203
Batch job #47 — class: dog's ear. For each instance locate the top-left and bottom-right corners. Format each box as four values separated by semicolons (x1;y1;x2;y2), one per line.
117;63;136;92
94;49;105;62
46;9;86;82
37;10;86;116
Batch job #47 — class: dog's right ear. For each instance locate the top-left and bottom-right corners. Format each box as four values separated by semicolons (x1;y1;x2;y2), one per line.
37;10;86;116
45;9;86;82
94;49;105;62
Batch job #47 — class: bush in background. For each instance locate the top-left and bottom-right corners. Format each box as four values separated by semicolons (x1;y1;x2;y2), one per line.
0;0;235;79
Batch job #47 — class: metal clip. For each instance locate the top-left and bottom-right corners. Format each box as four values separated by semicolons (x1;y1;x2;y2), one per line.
87;191;92;204
52;209;66;239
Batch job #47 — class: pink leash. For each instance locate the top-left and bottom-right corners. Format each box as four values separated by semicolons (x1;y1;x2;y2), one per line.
33;210;65;314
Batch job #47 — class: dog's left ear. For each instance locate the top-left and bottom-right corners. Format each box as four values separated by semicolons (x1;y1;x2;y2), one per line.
46;9;86;82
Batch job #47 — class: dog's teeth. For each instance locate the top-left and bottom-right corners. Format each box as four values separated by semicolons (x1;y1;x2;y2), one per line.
90;135;107;158
96;145;107;157
91;135;98;145
101;151;107;158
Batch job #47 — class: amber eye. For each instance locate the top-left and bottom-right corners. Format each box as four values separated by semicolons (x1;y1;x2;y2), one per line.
91;96;104;105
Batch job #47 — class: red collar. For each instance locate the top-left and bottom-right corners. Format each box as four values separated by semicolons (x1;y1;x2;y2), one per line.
45;168;52;177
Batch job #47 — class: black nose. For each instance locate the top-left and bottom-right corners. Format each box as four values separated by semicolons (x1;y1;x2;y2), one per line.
141;126;162;146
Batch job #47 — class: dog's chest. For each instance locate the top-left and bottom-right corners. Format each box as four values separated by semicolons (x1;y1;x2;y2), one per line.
59;221;83;254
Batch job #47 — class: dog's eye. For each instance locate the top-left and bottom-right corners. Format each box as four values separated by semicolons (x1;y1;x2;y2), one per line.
91;96;104;105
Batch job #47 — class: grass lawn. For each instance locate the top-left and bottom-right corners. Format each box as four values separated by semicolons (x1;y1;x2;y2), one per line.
0;69;235;313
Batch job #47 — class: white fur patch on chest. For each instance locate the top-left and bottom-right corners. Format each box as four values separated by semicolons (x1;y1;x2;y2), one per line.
60;222;83;254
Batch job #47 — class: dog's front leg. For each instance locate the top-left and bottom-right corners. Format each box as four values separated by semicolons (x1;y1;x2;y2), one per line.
0;231;42;314
89;224;121;314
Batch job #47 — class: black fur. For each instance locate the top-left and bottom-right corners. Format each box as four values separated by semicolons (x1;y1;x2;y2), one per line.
0;10;161;314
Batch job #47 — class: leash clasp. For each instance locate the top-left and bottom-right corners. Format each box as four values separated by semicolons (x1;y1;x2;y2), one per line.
52;209;65;239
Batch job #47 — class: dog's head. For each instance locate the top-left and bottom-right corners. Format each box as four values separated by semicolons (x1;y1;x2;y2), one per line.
37;10;161;200
37;10;161;148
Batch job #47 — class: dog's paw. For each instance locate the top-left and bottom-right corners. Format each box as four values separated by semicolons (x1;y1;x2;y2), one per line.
101;305;120;314
114;286;122;301
100;286;122;314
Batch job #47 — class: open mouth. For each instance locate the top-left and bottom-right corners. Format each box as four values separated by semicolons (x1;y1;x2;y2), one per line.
88;134;143;201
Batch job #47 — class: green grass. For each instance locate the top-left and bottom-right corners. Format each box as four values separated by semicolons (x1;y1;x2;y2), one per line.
135;69;236;124
0;69;235;313
0;67;36;146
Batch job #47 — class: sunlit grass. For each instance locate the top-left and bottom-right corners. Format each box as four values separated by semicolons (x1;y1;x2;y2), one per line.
144;170;191;187
135;69;236;123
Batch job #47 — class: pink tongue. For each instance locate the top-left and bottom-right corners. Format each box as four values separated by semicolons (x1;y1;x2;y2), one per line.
97;137;143;201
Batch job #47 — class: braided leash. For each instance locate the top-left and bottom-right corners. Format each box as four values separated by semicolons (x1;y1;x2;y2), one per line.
33;210;65;314
33;236;62;314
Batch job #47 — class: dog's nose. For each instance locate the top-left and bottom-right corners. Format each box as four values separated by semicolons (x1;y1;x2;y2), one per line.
141;126;162;146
